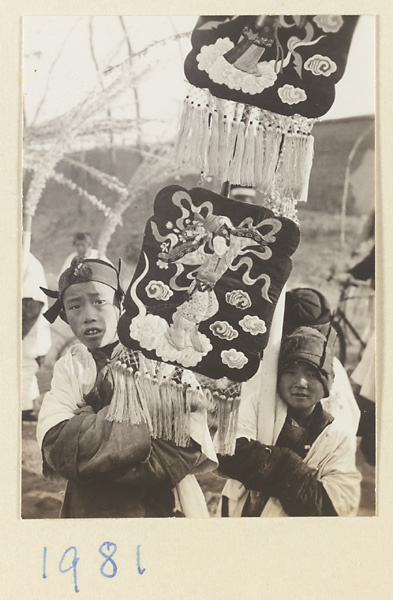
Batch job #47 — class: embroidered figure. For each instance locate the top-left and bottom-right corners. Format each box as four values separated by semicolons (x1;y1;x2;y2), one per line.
118;185;300;381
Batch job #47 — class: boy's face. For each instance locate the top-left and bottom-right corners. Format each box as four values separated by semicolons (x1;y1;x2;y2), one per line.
63;281;120;349
278;361;325;421
74;239;91;257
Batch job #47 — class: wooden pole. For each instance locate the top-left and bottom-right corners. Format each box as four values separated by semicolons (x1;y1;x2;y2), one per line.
220;181;230;197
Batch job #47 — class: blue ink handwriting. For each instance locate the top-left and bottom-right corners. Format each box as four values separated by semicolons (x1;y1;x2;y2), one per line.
42;542;145;593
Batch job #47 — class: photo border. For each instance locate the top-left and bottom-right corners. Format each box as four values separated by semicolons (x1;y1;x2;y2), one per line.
2;2;391;598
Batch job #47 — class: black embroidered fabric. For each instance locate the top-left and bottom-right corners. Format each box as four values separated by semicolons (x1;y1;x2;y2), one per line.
184;15;359;118
118;185;300;382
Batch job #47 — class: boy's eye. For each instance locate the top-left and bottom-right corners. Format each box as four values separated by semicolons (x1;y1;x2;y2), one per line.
94;299;106;305
68;304;80;310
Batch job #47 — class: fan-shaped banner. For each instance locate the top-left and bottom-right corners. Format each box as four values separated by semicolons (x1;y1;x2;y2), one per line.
174;16;359;213
118;185;300;381
184;15;359;117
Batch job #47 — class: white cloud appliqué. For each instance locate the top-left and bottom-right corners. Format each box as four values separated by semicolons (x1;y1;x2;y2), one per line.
239;315;267;336
221;348;248;369
209;320;239;341
225;289;252;310
130;314;212;368
313;15;344;33
197;38;278;95
146;280;173;301
278;84;307;105
304;54;337;77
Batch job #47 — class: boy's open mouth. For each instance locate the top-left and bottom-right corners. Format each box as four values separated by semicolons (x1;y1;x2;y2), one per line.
84;328;102;336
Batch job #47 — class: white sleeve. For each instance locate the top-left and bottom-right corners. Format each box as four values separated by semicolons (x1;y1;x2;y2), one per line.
305;424;361;517
36;347;96;447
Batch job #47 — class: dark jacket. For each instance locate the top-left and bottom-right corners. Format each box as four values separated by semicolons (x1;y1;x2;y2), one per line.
218;403;337;517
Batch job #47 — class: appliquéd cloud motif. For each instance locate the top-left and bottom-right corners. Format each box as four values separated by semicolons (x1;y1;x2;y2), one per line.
278;84;307;105
221;349;248;369
239;315;267;336
209;320;239;340
146;280;173;301
313;15;344;33
197;38;278;95
225;289;252;310
304;54;337;77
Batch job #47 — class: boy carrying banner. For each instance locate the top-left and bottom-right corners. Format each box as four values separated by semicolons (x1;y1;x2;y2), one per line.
37;257;217;518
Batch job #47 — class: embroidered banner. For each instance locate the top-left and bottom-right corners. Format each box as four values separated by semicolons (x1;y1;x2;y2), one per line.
184;15;359;118
118;185;300;382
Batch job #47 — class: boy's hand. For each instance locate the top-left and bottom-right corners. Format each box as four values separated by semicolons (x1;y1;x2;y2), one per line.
74;403;95;416
83;369;115;412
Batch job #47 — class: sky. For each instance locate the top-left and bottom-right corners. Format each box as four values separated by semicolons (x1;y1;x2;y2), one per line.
23;15;375;135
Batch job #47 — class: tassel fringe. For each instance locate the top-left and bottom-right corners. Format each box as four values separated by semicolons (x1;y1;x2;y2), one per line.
106;357;193;447
174;85;317;216
214;395;241;455
199;377;242;455
105;348;240;454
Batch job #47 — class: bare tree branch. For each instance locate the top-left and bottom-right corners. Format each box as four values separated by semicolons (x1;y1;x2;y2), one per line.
24;29;190;223
103;31;189;74
167;17;187;63
340;123;374;248
118;16;142;152
88;16;115;166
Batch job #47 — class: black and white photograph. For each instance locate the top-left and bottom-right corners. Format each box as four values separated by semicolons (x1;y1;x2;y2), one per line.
21;14;376;523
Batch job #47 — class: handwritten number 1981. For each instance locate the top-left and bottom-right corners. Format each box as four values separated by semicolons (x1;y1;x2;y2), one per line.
42;543;144;593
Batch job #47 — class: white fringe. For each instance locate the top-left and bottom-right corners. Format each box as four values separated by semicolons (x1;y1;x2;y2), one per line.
214;393;241;456
173;85;317;214
105;359;193;447
104;349;241;453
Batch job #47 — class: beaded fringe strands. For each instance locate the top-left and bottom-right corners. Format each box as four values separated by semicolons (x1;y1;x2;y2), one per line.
201;377;242;456
174;85;316;217
105;346;243;454
105;347;204;447
104;347;149;427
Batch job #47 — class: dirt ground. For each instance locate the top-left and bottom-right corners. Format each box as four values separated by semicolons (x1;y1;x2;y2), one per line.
22;419;375;518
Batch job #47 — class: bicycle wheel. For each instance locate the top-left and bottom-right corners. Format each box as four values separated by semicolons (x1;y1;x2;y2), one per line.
332;321;346;366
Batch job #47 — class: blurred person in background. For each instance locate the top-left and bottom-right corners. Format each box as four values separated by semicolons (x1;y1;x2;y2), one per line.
22;252;51;421
60;232;110;275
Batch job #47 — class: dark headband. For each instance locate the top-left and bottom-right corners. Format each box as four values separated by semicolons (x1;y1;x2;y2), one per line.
41;258;124;323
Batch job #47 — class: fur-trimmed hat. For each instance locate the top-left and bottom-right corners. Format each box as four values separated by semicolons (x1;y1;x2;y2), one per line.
283;287;332;336
278;326;336;396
